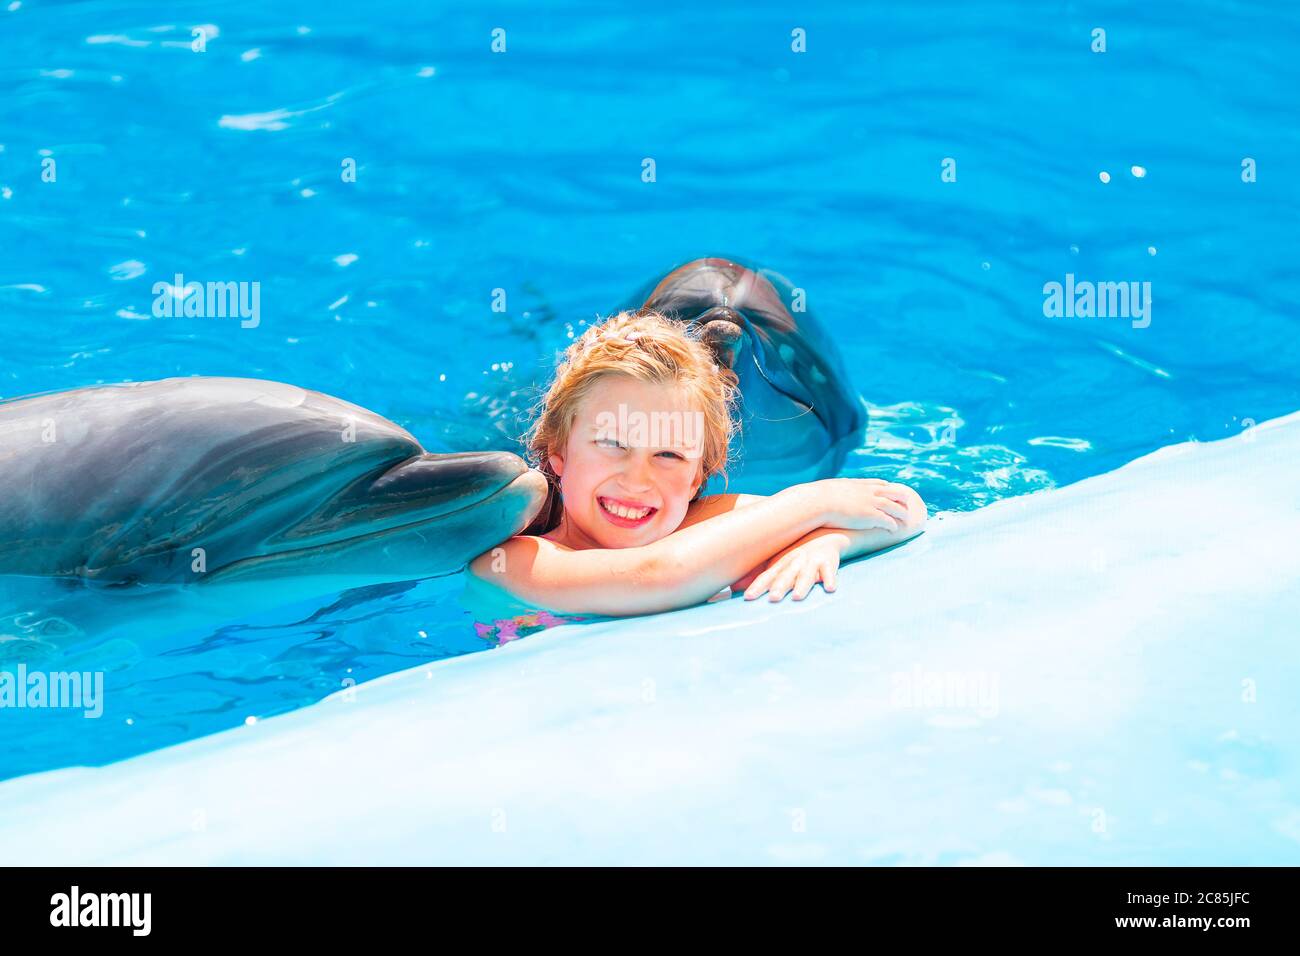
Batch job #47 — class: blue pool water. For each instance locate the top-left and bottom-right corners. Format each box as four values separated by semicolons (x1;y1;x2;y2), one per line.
1;1;1297;782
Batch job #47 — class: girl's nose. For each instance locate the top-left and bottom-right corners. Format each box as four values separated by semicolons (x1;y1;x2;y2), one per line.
619;452;654;491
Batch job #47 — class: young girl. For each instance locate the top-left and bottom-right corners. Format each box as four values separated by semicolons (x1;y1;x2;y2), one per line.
466;310;926;629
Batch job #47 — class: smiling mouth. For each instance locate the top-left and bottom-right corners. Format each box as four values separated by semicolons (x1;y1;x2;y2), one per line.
597;495;658;527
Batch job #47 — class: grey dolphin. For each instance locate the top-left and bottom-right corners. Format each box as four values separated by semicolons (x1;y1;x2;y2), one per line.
626;257;866;493
0;377;547;587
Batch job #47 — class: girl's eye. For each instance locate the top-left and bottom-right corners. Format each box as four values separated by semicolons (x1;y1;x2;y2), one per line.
595;438;624;450
656;451;685;461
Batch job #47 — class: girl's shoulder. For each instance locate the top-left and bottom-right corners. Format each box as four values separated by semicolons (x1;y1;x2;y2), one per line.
465;531;590;613
466;531;565;580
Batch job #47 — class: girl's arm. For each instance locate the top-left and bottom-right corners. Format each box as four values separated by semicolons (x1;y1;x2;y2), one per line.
681;482;927;588
468;479;910;617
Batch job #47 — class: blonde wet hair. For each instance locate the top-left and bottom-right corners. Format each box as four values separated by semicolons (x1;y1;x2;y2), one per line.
521;309;740;533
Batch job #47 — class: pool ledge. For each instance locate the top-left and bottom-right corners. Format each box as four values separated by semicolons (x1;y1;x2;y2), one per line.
2;410;1299;864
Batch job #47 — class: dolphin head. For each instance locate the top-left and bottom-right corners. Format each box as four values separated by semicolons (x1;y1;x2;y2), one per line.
0;378;548;589
633;258;865;474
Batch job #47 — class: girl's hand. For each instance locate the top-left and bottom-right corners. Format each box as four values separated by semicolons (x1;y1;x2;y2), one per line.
815;478;914;533
742;530;845;603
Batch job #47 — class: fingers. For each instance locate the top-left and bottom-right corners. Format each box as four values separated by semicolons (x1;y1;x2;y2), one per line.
871;510;902;533
743;561;781;601
884;487;917;514
746;555;841;602
876;496;910;522
865;480;917;513
768;556;805;602
744;555;803;602
876;484;914;517
790;559;819;601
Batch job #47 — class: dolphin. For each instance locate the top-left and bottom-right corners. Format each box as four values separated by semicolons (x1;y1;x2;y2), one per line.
625;257;866;493
0;377;548;589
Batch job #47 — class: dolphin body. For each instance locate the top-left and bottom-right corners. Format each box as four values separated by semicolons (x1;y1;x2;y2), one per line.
626;257;866;494
0;378;547;589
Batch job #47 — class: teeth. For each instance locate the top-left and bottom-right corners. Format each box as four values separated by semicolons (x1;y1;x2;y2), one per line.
601;497;651;520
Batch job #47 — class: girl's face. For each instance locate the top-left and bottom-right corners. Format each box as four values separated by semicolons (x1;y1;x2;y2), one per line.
549;374;706;550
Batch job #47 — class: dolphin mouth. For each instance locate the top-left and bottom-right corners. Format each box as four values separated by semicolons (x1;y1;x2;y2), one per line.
277;450;542;548
724;316;824;426
681;303;816;413
203;466;548;584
